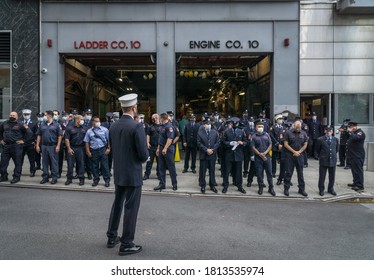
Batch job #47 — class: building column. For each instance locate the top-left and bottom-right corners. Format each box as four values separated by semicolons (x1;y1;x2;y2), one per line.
156;22;176;114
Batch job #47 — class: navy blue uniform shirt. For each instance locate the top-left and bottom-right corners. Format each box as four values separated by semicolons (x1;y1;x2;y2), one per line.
284;129;308;151
0;120;28;143
251;132;272;153
36;121;62;145
158;122;174;146
65;124;88;147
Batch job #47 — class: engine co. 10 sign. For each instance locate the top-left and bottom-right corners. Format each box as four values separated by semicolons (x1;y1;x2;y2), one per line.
74;40;141;50
189;40;259;49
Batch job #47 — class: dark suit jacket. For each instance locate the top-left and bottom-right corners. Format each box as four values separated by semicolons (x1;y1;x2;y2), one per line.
315;136;339;167
109;115;149;186
222;128;247;162
197;128;220;160
184;122;200;147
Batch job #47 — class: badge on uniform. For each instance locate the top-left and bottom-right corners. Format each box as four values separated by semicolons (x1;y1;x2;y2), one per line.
358;132;362;136
169;127;173;132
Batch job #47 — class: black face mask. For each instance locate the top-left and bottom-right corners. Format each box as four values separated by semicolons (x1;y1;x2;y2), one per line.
9;117;16;122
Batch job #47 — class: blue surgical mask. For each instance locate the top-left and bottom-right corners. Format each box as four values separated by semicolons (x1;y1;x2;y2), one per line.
62;116;68;121
53;115;59;121
38;117;44;122
24;115;30;121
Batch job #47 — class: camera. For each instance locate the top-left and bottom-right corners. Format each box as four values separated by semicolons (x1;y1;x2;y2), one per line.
342;118;351;132
41;68;48;74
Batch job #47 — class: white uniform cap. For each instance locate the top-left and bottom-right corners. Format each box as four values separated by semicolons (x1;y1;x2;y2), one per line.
119;93;138;107
274;114;283;120
22;109;32;114
138;114;145;119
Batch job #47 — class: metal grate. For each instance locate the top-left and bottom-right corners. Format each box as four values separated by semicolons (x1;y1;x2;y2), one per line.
0;32;11;63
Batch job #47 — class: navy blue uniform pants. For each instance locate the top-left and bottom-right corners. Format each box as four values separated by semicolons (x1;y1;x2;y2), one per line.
158;146;177;187
41;145;59;180
271;151;281;176
349;157;364;188
284;153;305;191
0;144;24;179
224;160;243;188
184;145;197;170
66;146;85;180
22;144;36;173
255;156;274;189
318;165;336;192
107;185;141;248
243;146;250;174
144;146;159;177
199;159;217;188
91;147;110;183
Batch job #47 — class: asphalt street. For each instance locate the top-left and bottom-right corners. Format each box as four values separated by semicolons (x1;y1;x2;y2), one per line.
0;187;373;260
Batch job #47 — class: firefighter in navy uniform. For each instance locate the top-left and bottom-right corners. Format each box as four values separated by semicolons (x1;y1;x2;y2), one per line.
34;112;45;170
243;116;255;178
337;119;350;168
82;109;93;180
154;113;178;191
315;126;339;196
0;111;31;184
252;121;276;196
222;117;247;194
143;113;161;180
346;121;366;192
306;112;323;160
183;114;199;173
270;114;285;178
21;109;37;177
64;115;88;186
35;110;63;184
283;120;308;197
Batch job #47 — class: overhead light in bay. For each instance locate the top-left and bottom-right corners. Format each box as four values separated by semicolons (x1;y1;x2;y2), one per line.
117;78;123;82
239;91;246;96
180;70;184;76
143;74;148;80
201;72;207;79
148;73;153;79
194;71;199;77
188;70;194;78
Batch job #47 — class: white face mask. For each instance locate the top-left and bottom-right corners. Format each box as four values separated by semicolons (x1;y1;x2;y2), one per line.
95;122;101;128
277;119;283;124
206;124;211;130
86;115;92;121
257;127;264;133
53;115;59;121
79;120;84;126
312;116;317;121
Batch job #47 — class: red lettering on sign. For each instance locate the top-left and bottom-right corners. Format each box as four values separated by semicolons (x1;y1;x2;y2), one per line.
74;40;139;50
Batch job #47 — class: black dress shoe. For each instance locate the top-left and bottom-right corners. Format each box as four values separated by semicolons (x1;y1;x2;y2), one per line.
347;183;355;187
268;189;276;196
36;166;41;170
298;189;308;197
337;164;345;167
247;181;252;187
107;236;121;248
243;173;248;178
192;169;196;174
51;179;57;184
284;189;289;196
344;166;350;170
276;179;282;185
142;174;149;180
73;174;79;179
0;176;8;182
272;174;276;178
79;179;85;186
30;171;36;177
222;187;228;193
210;186;218;193
154;185;165;191
92;181;99;187
11;178;20;184
319;190;324;196
172;185;177;191
65;179;72;185
105;181;110;188
258;188;263;195
119;245;142;256
40;178;49;184
304;164;308;168
58;174;61;179
352;186;364;192
201;187;206;194
182;169;188;173
238;187;246;194
328;189;337;196
87;174;93;180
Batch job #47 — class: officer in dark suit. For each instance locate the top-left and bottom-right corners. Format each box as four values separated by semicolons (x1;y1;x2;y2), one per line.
242;116;255;178
270;114;285;178
143;113;161;180
306;112;323;160
35;111;63;184
251;121;276;196
315;126;339;196
0;111;30;183
106;93;148;255
197;118;220;193
283;120;308;197
182;114;199;173
346;121;366;192
337;119;350;168
21;109;37;177
102;112;114;173
154;113;178;191
34;112;45;170
64;115;87;186
222;117;247;194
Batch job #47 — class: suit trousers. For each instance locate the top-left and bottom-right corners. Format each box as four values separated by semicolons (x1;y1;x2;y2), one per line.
199;159;217;188
350;157;364;188
145;146;159;177
66;146;85;179
0;144;24;179
107;185;142;248
22;144;36;173
318;165;336;191
271;151;280;176
224;160;243;188
339;145;346;166
184;145;197;170
284;154;305;191
243;146;251;174
41;145;59;180
247;160;257;184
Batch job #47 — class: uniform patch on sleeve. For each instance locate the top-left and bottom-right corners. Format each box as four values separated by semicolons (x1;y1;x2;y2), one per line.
358;132;363;136
169;127;174;132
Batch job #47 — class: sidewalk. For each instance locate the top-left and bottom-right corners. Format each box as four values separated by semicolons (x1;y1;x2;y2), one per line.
0;157;373;202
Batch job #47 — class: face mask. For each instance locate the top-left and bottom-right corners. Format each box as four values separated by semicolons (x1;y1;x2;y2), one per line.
24;115;30;120
79;120;84;126
312;116;317;121
206;124;211;130
53;115;59;121
95;122;101;128
62;116;68;121
9;117;16;122
43;116;48;121
85;115;92;121
257;127;264;133
277;119;282;124
38;117;44;122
